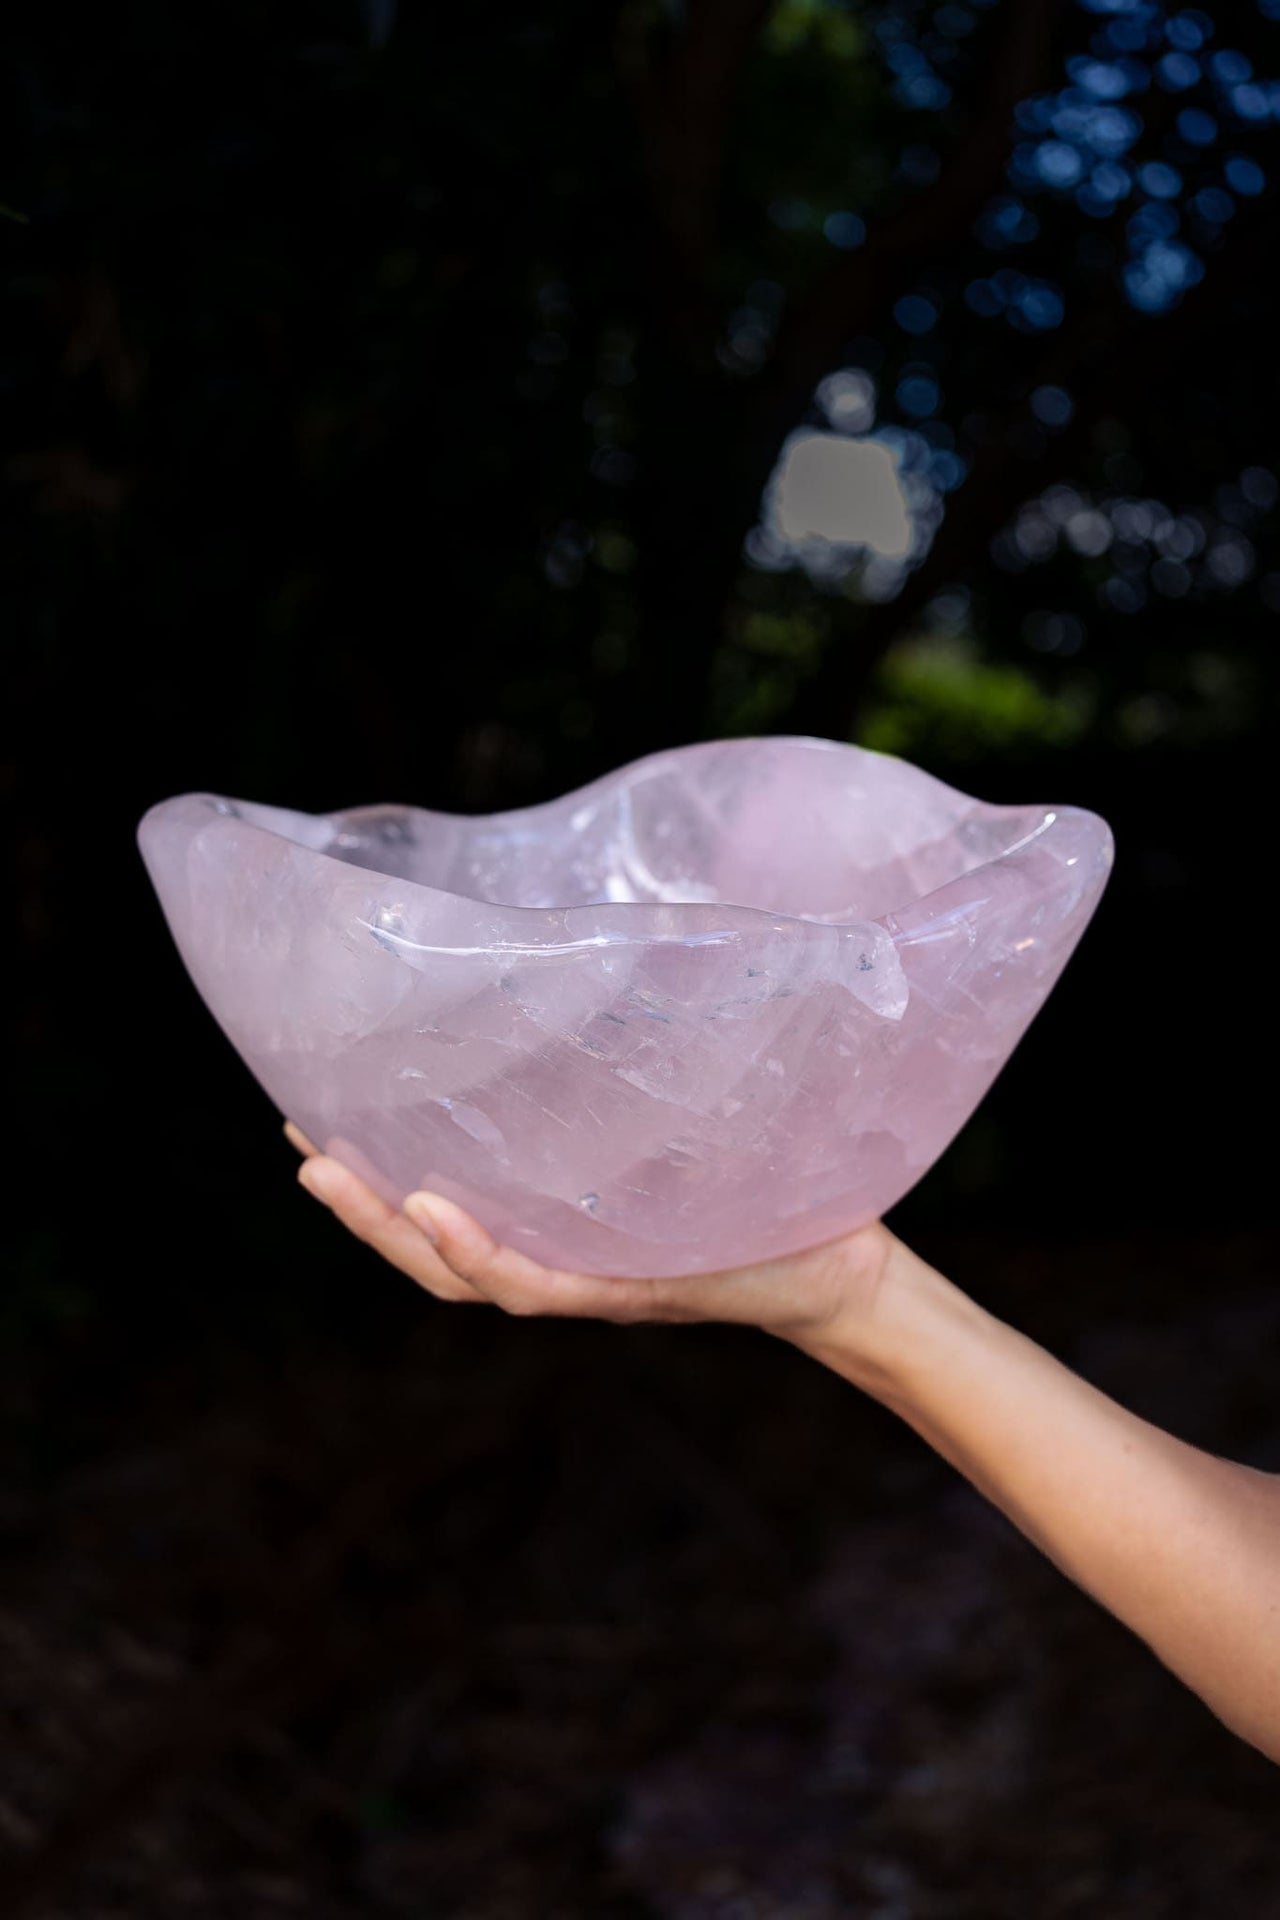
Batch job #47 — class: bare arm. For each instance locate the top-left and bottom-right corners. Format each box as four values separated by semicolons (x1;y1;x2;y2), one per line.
791;1237;1280;1766
288;1125;1280;1764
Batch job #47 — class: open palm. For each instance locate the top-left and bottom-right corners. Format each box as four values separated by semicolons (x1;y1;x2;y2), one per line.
286;1121;897;1345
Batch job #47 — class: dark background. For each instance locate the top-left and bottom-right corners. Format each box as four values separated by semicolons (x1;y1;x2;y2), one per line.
4;2;1279;1913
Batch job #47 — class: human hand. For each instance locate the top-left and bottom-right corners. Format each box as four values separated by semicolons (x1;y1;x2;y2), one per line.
285;1122;907;1349
285;1149;1280;1769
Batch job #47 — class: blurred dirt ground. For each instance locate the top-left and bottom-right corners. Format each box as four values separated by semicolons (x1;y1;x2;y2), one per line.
2;1219;1277;1919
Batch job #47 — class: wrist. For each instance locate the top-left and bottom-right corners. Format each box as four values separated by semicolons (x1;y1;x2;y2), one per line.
784;1228;986;1406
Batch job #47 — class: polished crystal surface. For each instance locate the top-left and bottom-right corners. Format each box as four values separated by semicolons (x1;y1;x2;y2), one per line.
138;738;1112;1277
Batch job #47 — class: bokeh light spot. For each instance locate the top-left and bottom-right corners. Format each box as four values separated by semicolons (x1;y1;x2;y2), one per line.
823;210;867;250
1224;154;1265;194
1031;385;1075;428
898;373;942;418
894;294;939;335
1176;107;1219;144
1140;159;1183;197
766;431;914;558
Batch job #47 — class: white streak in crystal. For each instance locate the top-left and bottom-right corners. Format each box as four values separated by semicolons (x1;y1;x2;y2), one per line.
357;921;745;961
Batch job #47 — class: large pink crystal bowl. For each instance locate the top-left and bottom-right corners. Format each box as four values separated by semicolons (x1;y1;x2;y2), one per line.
138;737;1112;1278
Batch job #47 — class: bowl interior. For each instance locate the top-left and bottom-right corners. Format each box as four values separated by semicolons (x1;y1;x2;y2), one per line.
242;741;1045;925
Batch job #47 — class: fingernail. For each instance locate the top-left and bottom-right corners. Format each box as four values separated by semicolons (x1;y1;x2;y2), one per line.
404;1194;441;1244
298;1159;338;1204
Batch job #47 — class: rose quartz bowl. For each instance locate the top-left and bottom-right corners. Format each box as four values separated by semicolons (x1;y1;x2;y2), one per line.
138;736;1112;1278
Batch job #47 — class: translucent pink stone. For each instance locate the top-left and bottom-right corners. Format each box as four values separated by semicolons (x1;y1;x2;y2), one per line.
138;738;1112;1277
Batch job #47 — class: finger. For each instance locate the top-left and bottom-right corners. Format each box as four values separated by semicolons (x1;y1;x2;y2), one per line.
284;1120;320;1157
298;1156;488;1304
402;1192;670;1322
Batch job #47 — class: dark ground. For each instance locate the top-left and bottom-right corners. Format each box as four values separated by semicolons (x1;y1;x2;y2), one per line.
2;1193;1277;1918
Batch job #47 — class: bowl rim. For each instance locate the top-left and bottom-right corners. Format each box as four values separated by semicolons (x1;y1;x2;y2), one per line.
138;734;1113;950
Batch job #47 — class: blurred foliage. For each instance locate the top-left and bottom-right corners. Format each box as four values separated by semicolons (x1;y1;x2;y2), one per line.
860;631;1095;759
5;0;1279;805
5;0;1280;1280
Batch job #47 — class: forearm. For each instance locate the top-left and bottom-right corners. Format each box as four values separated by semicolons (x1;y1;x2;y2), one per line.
792;1239;1280;1764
